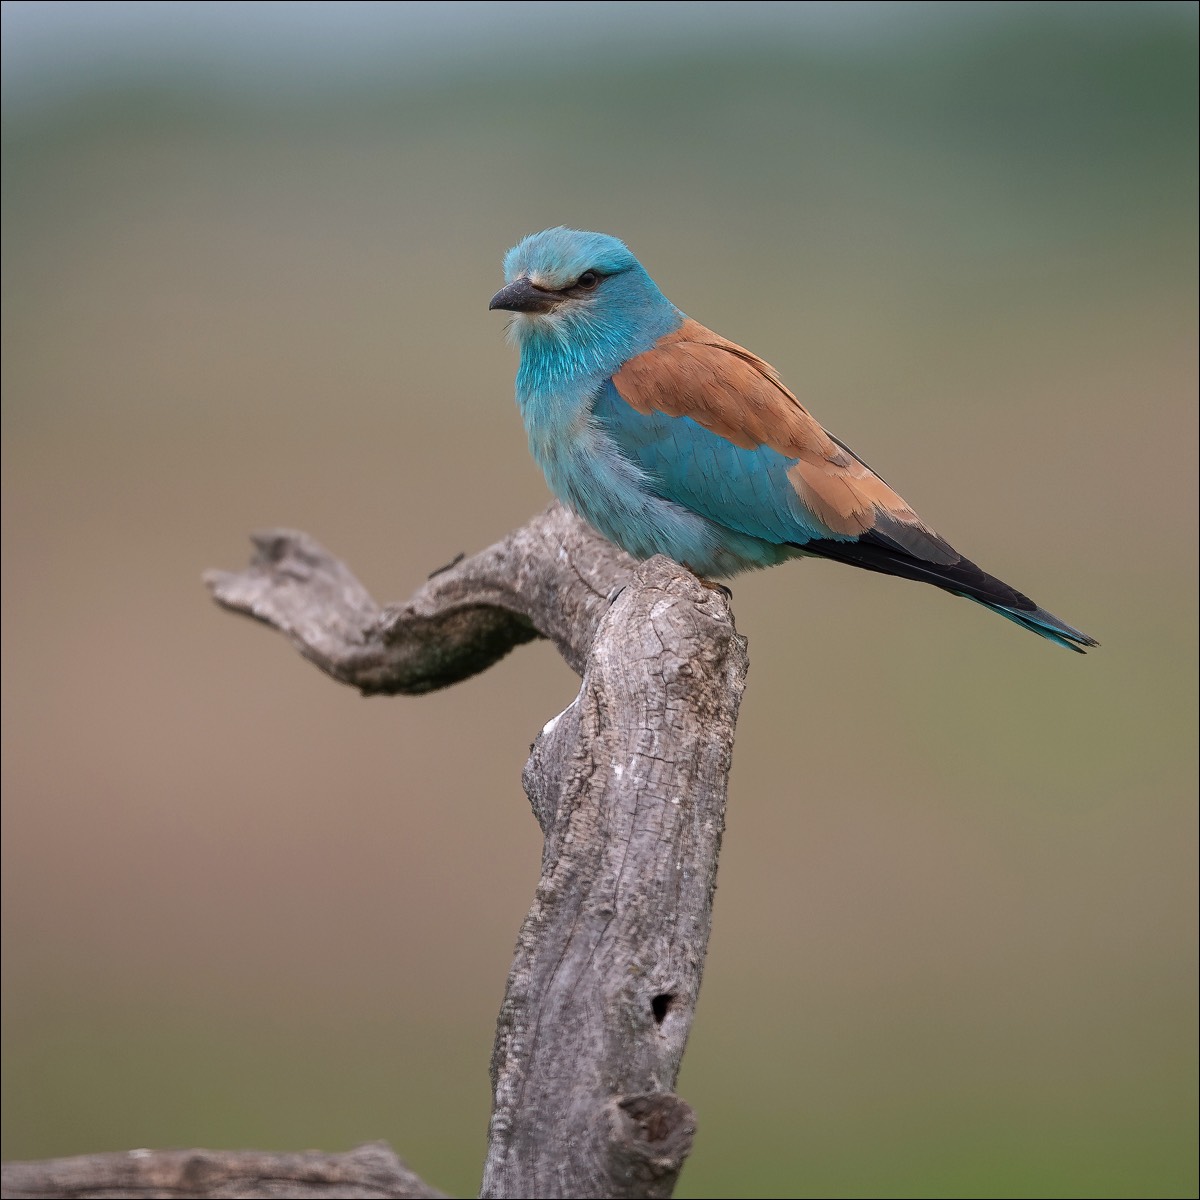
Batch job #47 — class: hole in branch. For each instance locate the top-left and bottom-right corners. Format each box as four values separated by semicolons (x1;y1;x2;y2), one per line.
651;993;675;1025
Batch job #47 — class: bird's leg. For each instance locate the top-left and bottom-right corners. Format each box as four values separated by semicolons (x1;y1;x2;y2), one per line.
683;564;733;601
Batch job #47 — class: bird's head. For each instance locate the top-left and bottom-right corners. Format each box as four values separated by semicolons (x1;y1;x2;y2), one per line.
490;228;680;373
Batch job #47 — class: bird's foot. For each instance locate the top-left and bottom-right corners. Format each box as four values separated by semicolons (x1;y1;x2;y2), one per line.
683;563;733;600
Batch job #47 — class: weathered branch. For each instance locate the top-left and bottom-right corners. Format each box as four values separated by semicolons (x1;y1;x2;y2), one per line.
4;504;747;1200
201;503;637;693
483;555;744;1198
0;1142;444;1199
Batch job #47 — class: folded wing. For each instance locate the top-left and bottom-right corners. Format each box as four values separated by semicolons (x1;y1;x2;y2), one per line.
604;319;1097;652
610;319;947;551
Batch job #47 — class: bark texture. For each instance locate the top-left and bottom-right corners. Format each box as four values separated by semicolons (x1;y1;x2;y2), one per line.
482;554;744;1198
0;1143;443;1199
200;503;635;692
3;503;747;1200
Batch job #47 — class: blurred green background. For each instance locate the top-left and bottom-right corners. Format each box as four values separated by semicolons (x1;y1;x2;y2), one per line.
2;3;1196;1196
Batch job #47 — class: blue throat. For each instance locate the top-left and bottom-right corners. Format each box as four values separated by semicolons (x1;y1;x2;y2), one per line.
513;266;680;463
513;270;680;403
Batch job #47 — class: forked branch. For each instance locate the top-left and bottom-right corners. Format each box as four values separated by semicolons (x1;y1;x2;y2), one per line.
3;503;748;1200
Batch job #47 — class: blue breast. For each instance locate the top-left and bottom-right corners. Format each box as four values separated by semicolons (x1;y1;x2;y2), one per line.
518;375;794;574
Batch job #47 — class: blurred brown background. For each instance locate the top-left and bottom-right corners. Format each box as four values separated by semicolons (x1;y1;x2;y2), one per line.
2;3;1196;1196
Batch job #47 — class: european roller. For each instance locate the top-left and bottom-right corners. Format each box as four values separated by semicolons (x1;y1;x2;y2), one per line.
489;227;1097;653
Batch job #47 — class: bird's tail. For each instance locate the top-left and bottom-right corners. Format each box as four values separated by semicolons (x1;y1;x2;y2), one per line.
798;534;1099;653
961;595;1099;654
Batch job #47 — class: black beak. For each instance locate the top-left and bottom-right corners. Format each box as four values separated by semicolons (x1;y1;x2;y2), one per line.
488;277;558;314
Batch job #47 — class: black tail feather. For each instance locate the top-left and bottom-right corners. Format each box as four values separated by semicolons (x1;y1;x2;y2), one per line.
795;533;1097;652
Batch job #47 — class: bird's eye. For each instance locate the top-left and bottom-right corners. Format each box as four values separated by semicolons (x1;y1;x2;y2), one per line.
575;270;600;290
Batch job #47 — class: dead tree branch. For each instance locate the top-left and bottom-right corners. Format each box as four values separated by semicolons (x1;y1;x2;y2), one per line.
0;1142;444;1199
199;503;634;693
3;502;748;1200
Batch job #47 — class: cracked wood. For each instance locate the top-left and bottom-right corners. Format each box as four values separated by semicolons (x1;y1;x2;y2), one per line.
2;503;748;1200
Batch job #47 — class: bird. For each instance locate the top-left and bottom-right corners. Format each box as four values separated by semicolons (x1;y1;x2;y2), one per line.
489;227;1097;653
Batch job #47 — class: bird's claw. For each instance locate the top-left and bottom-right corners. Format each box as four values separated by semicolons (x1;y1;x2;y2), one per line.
699;577;733;600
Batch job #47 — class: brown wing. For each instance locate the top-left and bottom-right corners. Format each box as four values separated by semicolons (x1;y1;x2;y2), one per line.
612;318;932;541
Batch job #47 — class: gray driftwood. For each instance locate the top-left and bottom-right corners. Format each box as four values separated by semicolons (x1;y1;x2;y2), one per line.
0;1143;443;1199
2;503;747;1200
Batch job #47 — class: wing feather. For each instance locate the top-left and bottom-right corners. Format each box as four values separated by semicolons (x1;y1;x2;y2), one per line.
605;321;1097;651
612;319;934;541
